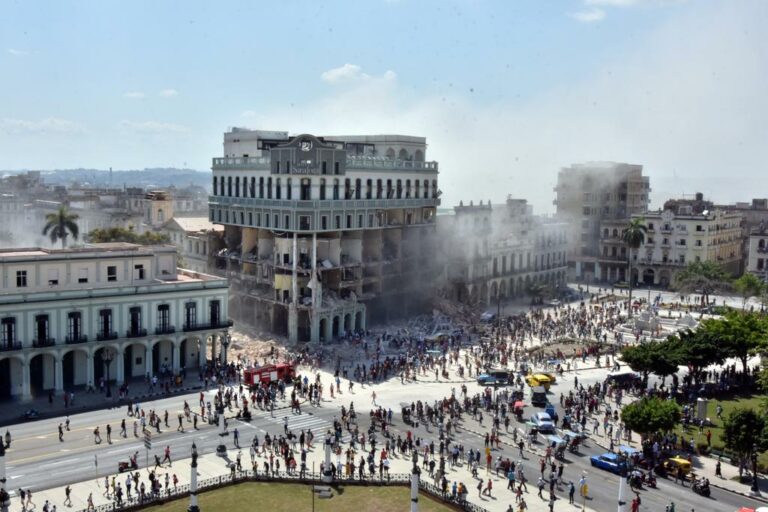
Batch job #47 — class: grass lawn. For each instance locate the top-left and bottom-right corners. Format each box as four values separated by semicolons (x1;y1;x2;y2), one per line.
674;393;768;468
155;482;455;512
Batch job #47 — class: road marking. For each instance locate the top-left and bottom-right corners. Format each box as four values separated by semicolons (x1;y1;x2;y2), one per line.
106;447;135;454
36;435;48;439
48;457;81;466
10;474;25;479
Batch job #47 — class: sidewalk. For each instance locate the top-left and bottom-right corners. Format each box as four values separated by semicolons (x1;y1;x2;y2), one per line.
5;424;600;512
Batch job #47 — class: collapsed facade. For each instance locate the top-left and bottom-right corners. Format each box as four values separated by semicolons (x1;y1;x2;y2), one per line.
209;129;441;343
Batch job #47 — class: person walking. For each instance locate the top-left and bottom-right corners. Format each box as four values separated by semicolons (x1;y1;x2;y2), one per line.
106;424;112;444
121;419;127;437
162;445;172;465
64;485;72;506
86;492;94;511
568;481;575;504
58;423;64;442
93;426;101;444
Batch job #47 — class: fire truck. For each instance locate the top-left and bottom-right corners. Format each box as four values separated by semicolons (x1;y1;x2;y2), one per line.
243;363;295;388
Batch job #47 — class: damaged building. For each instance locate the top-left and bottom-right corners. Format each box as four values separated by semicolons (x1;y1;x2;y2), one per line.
209;129;441;343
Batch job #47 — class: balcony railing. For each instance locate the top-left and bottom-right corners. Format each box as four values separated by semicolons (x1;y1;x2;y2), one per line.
211;155;439;172
183;319;234;332
96;331;119;341
33;337;56;348
0;341;22;352
155;325;176;335
126;328;148;338
65;335;89;344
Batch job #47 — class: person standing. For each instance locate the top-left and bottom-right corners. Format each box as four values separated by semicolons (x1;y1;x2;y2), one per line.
121;419;127;437
58;423;64;442
106;424;112;444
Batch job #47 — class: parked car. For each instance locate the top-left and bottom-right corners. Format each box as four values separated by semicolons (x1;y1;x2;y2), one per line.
605;371;642;386
590;452;628;476
530;412;555;433
530;386;548;407
477;370;511;386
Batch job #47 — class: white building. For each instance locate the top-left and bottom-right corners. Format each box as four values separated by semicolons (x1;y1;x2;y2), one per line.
162;217;223;273
210;129;440;343
0;243;230;401
747;225;768;282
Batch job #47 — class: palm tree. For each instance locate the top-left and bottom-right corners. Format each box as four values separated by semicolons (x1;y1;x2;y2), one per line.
42;206;80;248
621;217;648;318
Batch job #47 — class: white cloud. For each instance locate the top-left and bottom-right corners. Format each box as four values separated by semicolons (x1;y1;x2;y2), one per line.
123;92;145;99
320;64;397;85
159;88;178;97
0;117;84;134
250;3;768;213
570;8;606;22
6;48;28;56
118;120;189;134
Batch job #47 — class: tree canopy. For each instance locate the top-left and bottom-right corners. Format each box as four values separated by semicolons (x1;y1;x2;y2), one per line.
88;227;170;245
696;312;768;379
721;408;768;464
42;206;80;248
669;329;727;383
671;261;731;305
733;273;766;310
621;341;680;384
621;397;681;439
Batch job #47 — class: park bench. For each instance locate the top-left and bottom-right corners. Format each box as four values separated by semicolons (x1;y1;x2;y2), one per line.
313;485;332;499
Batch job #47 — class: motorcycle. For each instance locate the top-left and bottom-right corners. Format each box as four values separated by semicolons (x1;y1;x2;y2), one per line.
692;479;710;497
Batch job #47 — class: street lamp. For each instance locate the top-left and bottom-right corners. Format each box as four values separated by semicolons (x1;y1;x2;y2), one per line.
220;332;231;366
189;442;200;512
101;348;115;398
751;443;760;494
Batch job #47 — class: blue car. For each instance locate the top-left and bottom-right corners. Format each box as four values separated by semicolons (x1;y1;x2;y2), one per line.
589;453;627;476
477;370;511;386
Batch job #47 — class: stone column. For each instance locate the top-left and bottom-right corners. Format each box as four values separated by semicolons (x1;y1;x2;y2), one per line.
54;356;64;395
198;338;207;368
209;335;216;366
115;348;125;385
172;341;181;374
145;345;153;379
21;361;31;401
86;353;94;391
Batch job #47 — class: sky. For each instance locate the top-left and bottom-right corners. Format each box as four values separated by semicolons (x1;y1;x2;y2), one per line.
1;0;767;213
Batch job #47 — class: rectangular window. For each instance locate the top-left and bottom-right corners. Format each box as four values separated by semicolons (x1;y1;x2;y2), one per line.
107;265;117;282
209;300;221;326
99;309;113;338
346;215;352;229
67;311;82;340
285;215;290;229
157;304;170;331
129;306;142;335
257;213;262;226
2;317;16;345
334;162;340;174
134;264;145;280
321;216;328;230
322;161;327;174
16;270;27;288
35;314;49;343
335;216;341;230
185;302;197;328
48;268;59;286
358;215;363;228
78;268;89;284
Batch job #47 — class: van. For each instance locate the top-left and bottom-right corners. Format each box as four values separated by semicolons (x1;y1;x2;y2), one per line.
531;386;547;406
605;371;641;386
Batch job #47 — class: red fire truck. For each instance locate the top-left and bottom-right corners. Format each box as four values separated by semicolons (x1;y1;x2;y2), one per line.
243;363;295;388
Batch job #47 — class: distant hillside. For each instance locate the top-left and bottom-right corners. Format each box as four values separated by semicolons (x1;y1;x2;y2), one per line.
1;168;211;190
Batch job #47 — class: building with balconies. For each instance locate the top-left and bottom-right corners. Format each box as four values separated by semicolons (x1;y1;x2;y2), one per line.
209;129;440;343
554;162;650;283
625;202;743;287
747;224;768;282
0;243;230;401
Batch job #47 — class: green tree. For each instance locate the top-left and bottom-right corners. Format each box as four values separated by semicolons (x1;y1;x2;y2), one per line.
733;273;766;310
722;408;768;470
621;341;679;386
88;227;170;245
697;312;768;381
621;218;647;318
672;261;732;306
621;397;681;439
669;329;727;384
42;206;80;248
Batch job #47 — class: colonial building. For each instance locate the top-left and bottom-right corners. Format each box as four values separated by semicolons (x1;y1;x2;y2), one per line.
554;162;650;283
442;197;568;305
619;203;743;287
0;243;230;400
209;129;440;343
161;217;223;273
747;225;768;282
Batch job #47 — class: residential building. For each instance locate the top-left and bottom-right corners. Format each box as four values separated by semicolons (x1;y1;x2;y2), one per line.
554;162;650;283
0;243;230;400
162;217;223;273
747;224;768;282
621;201;743;287
209;129;440;343
442;197;568;305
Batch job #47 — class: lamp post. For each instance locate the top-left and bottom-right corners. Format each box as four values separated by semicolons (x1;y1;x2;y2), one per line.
751;443;760;494
410;448;420;512
101;348;115;398
220;332;231;366
215;400;228;456
188;442;200;512
322;432;333;483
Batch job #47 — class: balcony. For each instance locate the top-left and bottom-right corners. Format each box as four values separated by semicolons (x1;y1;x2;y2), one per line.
155;325;176;335
211;155;439;172
96;331;119;341
126;328;148;338
0;341;22;352
65;335;89;344
33;337;56;348
182;319;234;332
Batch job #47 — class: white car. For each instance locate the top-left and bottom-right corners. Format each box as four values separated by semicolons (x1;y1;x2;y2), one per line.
531;412;555;433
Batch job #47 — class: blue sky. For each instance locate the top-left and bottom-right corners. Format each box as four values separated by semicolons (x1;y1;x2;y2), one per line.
1;0;766;212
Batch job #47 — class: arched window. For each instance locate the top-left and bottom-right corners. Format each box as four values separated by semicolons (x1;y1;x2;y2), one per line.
366;179;372;199
398;148;408;160
603;228;609;238
250;177;255;197
320;178;326;200
414;149;424;162
300;178;311;200
386;179;393;199
276;178;282;199
760;239;766;249
414;180;420;198
344;179;351;199
286;178;292;200
431;180;437;198
386;148;395;159
376;179;383;199
612;229;619;237
396;179;402;199
220;177;225;197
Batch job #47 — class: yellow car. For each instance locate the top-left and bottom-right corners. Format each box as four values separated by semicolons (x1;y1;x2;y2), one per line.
663;457;692;476
541;372;558;384
526;374;552;390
